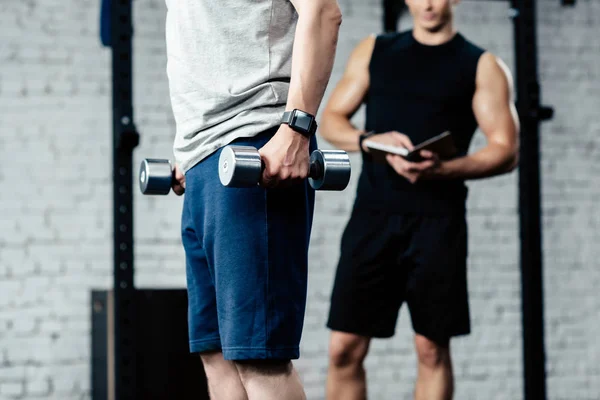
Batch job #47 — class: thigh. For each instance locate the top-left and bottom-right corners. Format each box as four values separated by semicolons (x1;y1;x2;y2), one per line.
181;193;221;353
405;214;470;343
327;209;408;338
188;129;317;361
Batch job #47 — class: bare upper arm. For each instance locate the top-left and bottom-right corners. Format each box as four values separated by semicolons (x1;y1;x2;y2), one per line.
323;34;376;119
289;0;342;15
472;52;520;149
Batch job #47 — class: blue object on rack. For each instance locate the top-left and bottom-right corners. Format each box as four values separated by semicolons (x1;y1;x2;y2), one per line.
100;0;111;47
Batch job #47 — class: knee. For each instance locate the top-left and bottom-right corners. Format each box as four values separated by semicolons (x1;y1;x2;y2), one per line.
200;351;225;370
328;332;369;369
200;351;238;381
415;335;449;369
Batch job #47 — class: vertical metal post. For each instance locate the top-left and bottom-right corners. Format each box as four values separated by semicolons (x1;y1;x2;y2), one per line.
382;0;406;32
510;0;553;399
110;0;139;398
382;0;397;32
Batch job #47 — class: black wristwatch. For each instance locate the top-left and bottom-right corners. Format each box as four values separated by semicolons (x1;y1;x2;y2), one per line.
281;109;318;138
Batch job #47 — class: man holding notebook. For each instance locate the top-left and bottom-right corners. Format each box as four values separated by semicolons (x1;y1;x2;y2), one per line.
318;0;520;399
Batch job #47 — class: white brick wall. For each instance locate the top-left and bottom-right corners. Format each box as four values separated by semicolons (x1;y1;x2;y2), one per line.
1;0;598;399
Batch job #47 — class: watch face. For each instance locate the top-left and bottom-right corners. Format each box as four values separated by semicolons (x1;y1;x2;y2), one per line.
292;111;313;134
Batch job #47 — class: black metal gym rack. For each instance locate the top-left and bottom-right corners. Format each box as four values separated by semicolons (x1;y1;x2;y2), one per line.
107;0;138;396
382;0;560;399
511;2;555;399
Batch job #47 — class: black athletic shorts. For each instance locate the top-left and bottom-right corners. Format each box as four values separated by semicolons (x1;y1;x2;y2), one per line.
327;209;470;344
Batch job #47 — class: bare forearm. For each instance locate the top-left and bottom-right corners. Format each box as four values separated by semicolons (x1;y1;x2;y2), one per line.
286;5;342;115
320;111;363;152
436;142;518;180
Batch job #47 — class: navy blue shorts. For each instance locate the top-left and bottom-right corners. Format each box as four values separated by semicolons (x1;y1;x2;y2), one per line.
181;128;316;361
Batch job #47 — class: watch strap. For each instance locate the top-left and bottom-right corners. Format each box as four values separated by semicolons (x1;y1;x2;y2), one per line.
282;110;293;125
281;109;317;137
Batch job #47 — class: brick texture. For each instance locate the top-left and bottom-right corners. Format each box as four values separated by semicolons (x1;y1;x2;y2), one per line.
0;0;598;399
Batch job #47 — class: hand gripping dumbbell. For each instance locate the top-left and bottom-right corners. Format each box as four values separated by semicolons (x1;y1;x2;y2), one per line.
139;159;173;195
218;146;351;191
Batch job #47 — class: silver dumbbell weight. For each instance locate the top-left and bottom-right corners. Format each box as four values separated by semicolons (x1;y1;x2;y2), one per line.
218;146;351;191
139;159;173;195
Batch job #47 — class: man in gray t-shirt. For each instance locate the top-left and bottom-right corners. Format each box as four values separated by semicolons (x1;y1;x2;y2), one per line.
164;0;342;398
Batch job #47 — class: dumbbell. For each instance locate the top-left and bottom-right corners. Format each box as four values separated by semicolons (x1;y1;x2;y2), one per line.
139;159;173;195
139;147;352;194
218;146;351;190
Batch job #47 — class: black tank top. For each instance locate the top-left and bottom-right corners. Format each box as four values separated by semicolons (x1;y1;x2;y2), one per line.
356;31;485;214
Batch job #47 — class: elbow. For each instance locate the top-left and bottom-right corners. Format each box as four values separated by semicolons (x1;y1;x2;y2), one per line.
324;3;343;27
319;110;335;141
505;147;519;173
298;1;343;27
490;137;519;174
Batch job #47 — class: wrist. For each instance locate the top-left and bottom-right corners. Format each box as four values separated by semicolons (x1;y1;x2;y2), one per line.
279;124;310;145
358;130;375;153
431;161;454;179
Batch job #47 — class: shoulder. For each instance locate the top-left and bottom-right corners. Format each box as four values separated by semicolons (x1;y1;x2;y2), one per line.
346;34;377;68
459;33;486;58
476;52;512;81
347;30;413;69
456;33;504;81
475;52;514;95
457;33;487;76
354;33;377;53
375;30;413;50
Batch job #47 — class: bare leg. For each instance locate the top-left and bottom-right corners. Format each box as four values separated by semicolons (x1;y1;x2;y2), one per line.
326;331;371;400
235;360;306;400
413;334;453;400
200;351;248;400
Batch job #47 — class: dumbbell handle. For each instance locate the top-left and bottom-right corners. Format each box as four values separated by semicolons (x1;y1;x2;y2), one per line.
260;157;322;179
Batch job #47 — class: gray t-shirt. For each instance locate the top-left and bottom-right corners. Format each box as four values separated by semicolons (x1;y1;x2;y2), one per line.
165;0;297;173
